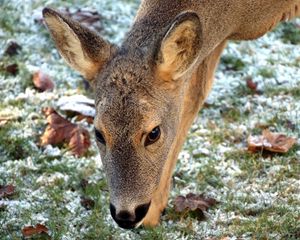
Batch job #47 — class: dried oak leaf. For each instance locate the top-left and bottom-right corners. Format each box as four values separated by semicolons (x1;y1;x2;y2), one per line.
33;71;54;92
0;184;15;198
248;129;297;153
22;223;49;237
69;126;91;156
4;41;22;56
40;107;90;156
174;193;217;213
75;114;94;124
40;108;74;145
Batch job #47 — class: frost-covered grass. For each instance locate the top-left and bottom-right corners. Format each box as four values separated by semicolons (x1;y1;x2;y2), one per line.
0;0;299;239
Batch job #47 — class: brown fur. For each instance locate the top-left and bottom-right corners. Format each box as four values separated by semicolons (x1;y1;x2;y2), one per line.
43;0;300;228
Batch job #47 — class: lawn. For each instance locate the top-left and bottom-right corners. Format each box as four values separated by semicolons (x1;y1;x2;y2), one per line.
0;0;299;239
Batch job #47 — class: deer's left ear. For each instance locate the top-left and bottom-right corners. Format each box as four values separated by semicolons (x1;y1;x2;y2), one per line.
156;12;202;81
43;7;116;85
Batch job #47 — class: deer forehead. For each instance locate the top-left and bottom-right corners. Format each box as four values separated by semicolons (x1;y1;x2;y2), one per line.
94;94;162;143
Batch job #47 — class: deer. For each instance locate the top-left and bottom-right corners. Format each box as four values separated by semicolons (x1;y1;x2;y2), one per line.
42;0;300;229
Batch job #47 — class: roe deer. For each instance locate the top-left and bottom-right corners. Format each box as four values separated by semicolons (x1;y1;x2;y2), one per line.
43;0;300;229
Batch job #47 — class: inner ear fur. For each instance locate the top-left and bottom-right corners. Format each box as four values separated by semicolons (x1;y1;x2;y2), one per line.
156;12;203;81
43;7;116;84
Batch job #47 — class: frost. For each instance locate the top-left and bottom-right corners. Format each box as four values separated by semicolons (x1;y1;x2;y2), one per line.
56;94;95;117
43;144;61;156
192;148;210;156
36;172;69;186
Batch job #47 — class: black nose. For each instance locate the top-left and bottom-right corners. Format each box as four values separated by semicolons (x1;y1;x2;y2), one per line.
110;202;151;229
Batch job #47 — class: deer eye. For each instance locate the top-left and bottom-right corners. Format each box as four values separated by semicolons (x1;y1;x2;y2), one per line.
95;128;106;145
145;126;161;146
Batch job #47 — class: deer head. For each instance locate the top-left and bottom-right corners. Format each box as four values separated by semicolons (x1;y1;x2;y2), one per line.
43;7;202;229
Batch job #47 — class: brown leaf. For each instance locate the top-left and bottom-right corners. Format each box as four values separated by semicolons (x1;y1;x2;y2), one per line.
4;41;22;56
40;107;91;156
174;193;217;213
2;63;19;75
22;223;49;237
246;77;258;91
33;71;54;92
174;196;186;212
69;126;91;156
248;129;297;153
80;196;95;210
40;108;74;145
0;184;15;198
75;114;94;124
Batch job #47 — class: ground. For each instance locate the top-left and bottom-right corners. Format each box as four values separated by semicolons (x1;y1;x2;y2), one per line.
0;0;299;239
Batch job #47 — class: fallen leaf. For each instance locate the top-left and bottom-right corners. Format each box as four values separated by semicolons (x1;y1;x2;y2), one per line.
248;129;297;153
75;114;94;124
0;184;15;198
69;126;91;156
22;223;49;237
1;63;19;75
33;71;54;92
246;77;258;91
174;193;217;213
80;196;95;210
40;107;91;156
4;41;22;56
40;107;74;145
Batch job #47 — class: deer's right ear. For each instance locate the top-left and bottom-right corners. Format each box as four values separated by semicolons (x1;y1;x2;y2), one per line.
43;8;116;86
156;12;202;81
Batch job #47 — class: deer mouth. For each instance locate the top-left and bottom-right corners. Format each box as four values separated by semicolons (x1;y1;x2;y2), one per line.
115;220;138;229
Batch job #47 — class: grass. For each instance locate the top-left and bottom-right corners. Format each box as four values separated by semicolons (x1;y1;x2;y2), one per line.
0;1;299;239
257;67;276;79
280;22;300;45
0;123;35;161
264;85;300;99
220;54;246;71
